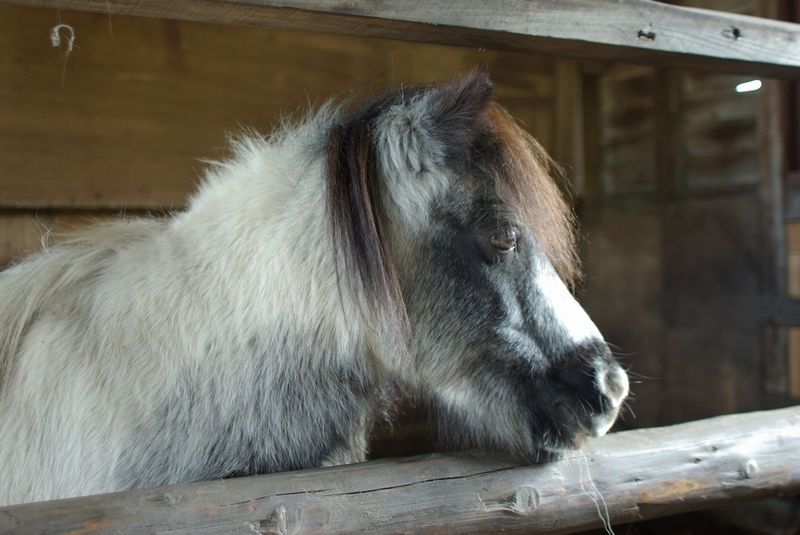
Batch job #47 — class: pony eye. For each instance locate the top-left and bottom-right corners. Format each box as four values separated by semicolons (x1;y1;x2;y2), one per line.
489;226;518;253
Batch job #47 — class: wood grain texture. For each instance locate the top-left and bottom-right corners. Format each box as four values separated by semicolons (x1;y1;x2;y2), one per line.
3;0;800;78
1;406;799;534
681;71;760;192
0;5;557;209
0;5;387;209
599;65;657;196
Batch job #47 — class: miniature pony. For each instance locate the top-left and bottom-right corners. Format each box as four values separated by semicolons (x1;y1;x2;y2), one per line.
0;72;628;505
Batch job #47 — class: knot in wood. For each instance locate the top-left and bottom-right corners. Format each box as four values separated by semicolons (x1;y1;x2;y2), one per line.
258;505;288;535
722;26;742;40
513;486;540;514
483;485;540;515
144;491;183;507
739;460;759;480
638;25;656;41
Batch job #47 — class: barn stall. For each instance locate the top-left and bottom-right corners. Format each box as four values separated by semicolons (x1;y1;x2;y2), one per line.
0;0;799;533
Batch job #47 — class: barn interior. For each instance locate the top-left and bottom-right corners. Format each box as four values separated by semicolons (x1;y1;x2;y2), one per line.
1;0;798;532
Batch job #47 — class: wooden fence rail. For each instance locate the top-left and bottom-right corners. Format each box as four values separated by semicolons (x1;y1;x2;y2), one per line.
4;0;800;78
1;406;799;534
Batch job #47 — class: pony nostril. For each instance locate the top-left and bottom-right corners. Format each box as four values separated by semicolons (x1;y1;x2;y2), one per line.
599;366;629;406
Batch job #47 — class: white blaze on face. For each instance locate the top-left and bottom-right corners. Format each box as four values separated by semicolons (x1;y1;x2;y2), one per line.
536;265;602;344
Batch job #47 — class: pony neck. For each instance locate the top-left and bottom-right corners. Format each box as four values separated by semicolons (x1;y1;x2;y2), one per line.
171;123;379;373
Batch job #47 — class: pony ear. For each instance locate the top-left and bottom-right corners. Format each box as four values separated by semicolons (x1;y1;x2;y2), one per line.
425;70;496;166
377;71;494;176
376;71;495;221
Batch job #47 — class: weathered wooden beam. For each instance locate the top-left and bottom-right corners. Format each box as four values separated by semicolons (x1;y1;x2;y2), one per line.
4;0;800;78
1;406;799;534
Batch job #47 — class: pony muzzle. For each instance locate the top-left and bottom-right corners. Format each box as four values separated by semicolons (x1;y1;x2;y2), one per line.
591;364;630;437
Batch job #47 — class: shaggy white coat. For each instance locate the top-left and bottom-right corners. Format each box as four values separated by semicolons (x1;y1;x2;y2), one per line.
0;111;383;505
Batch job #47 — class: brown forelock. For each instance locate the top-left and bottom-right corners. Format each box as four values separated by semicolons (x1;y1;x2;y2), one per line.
486;104;580;287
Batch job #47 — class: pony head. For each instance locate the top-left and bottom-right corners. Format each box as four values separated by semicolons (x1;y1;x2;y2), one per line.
326;72;629;457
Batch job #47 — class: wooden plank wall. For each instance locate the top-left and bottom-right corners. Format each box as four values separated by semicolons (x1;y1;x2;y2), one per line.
0;3;558;267
579;0;796;426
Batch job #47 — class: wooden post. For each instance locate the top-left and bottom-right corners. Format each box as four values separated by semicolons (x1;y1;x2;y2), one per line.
2;406;799;534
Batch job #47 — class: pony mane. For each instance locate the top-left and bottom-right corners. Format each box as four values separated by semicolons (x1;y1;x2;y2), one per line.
325;90;407;327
